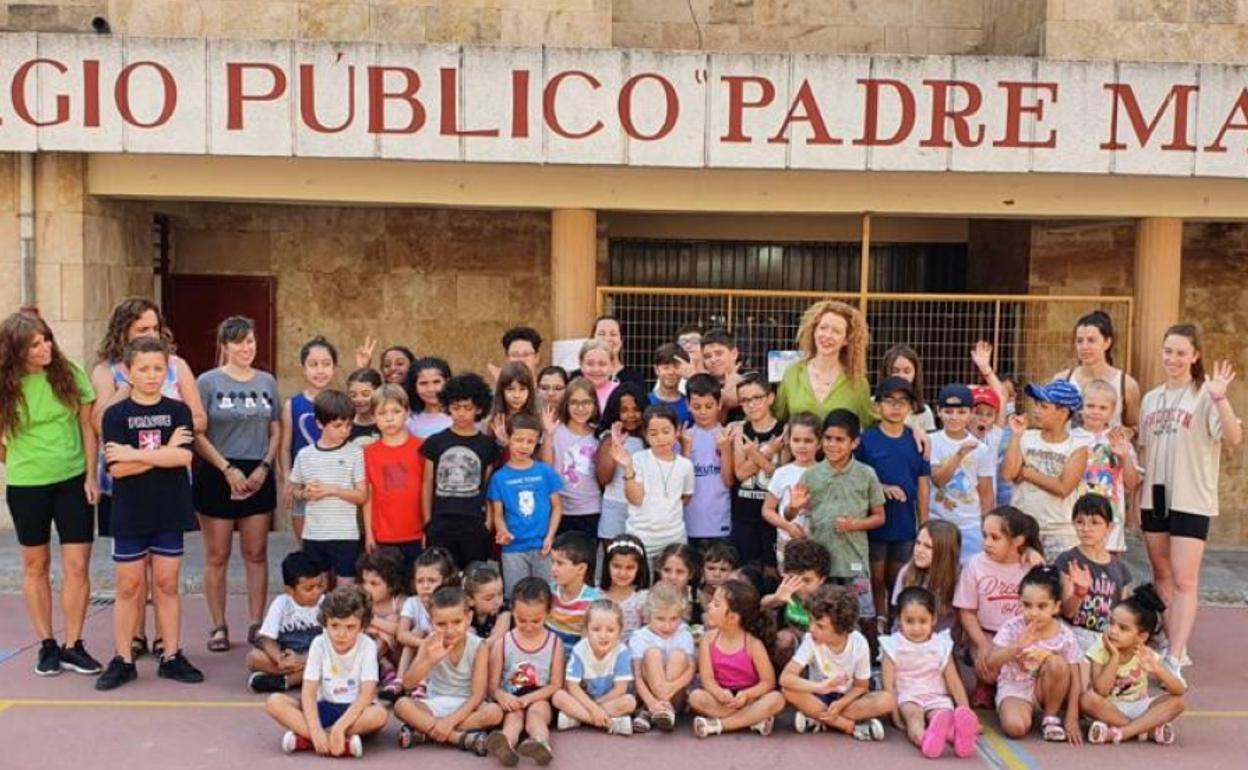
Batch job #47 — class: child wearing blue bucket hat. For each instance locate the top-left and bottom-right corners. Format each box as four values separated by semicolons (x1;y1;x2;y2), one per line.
1002;380;1090;559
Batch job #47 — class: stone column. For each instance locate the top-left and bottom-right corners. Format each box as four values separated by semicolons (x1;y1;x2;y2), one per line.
550;209;598;342
1133;217;1183;391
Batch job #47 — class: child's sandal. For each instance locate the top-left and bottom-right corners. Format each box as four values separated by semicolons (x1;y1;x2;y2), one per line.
632;710;652;734
398;724;427;750
1041;715;1067;742
1088;721;1112;744
1152;723;1175;745
458;731;488;756
206;625;230;653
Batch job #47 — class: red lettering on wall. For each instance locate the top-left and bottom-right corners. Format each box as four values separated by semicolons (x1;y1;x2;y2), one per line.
720;75;775;142
366;66;424;134
83;59;100;128
619;73;679;141
226;62;287;130
768;78;840;145
298;64;355;133
543;70;604;139
853;78;914;146
1100;83;1198;151
13;58;68;127
116;62;177;128
439;67;499;137
994;81;1057;148
512;70;530;138
921;79;984;148
1204;88;1248;152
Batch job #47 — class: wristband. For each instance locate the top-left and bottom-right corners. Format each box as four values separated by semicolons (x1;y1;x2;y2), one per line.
260;460;272;470
222;464;235;474
1211;393;1227;403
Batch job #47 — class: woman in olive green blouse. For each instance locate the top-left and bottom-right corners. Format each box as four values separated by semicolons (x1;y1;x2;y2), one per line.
774;299;876;427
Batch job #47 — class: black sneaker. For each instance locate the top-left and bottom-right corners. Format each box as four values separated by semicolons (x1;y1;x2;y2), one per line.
35;639;62;677
95;656;138;691
158;650;205;684
60;640;103;675
248;671;287;693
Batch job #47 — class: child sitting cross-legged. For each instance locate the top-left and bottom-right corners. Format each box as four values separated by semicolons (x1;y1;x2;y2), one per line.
689;579;787;738
393;586;504;755
780;584;893;741
247;552;326;694
552;600;638;736
263;585;389;758
630;582;697;733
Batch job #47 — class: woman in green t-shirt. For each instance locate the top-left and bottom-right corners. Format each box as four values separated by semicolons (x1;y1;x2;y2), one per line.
774;299;876;427
0;308;103;678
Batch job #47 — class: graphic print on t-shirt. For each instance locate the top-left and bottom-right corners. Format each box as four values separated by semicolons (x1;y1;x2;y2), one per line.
297;410;318;447
561;442;595;486
936;452;978;510
382;460;410;490
519;490;536;518
217;390;274;414
437;445;482;498
138;429;162;451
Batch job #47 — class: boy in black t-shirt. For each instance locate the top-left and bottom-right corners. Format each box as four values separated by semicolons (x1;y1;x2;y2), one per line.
96;337;203;691
421;374;499;568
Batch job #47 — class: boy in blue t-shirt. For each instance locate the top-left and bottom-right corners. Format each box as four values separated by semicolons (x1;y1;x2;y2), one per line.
648;343;692;426
487;413;564;598
855;376;931;632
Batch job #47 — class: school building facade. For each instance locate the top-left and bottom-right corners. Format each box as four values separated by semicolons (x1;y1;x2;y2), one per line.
0;1;1245;542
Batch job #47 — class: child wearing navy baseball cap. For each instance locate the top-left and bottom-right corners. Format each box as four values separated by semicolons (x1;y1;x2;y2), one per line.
1001;380;1089;559
928;383;996;564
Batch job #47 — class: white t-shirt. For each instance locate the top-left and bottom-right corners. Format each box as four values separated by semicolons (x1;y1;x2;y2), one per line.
1140;384;1226;517
400;596;432;636
304;633;379;705
768;462;814;558
928;431;995;530
1010;429;1090;538
258;593;323;642
791;629;870;693
289;441;366;541
627;623;696;661
625;449;694;548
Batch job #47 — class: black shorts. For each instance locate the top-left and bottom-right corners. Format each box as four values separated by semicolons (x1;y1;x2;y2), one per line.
7;474;94;547
375;540;424;570
869;539;915;565
192;458;277;520
303;539;361;579
730;518;777;570
1142;485;1210;541
557;514;601;540
425;515;491;570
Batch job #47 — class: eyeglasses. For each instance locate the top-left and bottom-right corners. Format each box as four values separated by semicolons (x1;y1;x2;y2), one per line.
879;398;912;408
740;394;769;406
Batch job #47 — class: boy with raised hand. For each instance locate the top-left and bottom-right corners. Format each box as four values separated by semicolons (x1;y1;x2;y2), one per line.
929;384;996;563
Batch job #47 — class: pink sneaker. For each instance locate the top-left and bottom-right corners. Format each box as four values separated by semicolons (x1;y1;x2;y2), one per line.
952;706;980;758
921;710;954;759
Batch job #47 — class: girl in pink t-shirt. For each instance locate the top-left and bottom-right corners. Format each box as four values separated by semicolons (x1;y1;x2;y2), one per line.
954;507;1044;706
881;586;978;759
986;566;1082;744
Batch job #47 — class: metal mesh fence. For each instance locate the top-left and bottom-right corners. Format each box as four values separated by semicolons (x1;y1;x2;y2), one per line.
599;287;1134;405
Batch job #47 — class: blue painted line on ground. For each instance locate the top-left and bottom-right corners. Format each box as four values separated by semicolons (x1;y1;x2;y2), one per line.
0;648;17;665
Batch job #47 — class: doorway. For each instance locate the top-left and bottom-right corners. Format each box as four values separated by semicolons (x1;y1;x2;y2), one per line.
163;274;277;376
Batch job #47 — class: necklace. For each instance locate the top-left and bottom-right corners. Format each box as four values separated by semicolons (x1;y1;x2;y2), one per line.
655;453;677;496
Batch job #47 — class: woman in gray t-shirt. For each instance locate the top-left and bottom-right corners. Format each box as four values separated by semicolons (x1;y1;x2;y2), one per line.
192;316;280;653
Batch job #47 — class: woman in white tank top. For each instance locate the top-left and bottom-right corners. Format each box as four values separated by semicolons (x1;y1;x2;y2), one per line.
1053;310;1140;430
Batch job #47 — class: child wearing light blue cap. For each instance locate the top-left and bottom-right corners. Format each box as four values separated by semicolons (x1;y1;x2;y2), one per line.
1001;380;1090;559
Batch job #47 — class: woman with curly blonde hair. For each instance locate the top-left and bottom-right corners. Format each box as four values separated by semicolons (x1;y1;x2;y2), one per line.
774;300;875;425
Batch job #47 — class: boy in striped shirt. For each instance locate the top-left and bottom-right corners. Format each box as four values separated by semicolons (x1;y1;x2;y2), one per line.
290;390;368;588
547;532;602;647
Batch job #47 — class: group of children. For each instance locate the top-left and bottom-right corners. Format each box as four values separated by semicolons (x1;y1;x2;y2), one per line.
88;321;1189;758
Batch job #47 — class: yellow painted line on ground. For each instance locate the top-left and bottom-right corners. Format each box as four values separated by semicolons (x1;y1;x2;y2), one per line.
977;723;1036;770
1186;710;1248;718
0;698;261;709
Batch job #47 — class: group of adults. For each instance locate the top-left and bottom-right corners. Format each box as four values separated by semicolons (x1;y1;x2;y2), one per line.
0;295;1237;673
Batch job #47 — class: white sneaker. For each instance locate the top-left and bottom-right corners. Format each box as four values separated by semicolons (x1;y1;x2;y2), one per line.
794;712;824;734
281;731;298;754
693;716;722;738
750;716;775;736
348;735;363;758
609;716;634;736
556;712;582;731
853;719;885;742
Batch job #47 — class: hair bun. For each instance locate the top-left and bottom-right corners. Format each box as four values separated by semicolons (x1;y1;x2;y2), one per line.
1130;583;1167;615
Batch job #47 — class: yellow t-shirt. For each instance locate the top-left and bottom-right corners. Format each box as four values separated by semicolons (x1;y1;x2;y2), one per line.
1086;640;1149;702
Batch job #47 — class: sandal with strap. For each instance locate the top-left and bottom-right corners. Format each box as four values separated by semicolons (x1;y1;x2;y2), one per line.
1041;715;1067;742
151;638;165;659
1088;721;1123;744
207;625;230;653
1152;722;1175;745
130;636;150;659
247;623;262;647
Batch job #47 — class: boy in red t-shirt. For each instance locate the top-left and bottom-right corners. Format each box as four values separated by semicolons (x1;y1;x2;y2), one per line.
364;385;426;568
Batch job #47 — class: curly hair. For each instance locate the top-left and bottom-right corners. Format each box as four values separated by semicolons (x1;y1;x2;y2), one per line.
318;584;373;628
439;373;493;415
96;298;175;365
356;547;408;599
807;584;859;635
794;300;868;381
781;540;831;579
0;309;84;441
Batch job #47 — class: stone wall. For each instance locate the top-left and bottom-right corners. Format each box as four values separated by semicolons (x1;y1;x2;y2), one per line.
1028;219;1248;545
164;202;553;399
0;0;613;46
1043;0;1248;62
